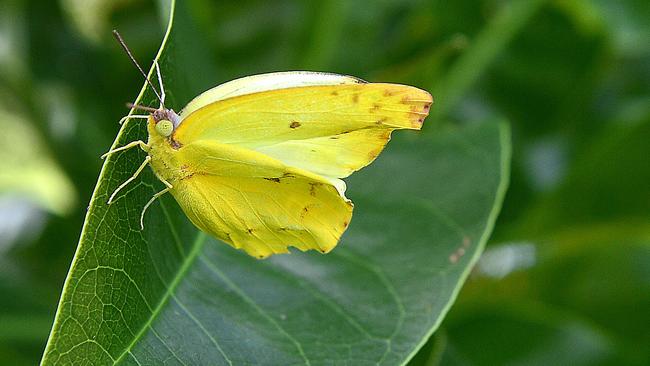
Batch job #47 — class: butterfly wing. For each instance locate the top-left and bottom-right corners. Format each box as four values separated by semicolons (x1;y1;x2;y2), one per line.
173;72;432;179
179;71;364;119
172;139;353;258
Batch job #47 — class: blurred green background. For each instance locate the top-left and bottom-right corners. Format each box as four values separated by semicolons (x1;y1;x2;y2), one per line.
0;0;648;365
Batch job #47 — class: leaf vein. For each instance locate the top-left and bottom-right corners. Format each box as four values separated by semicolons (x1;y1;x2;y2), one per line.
199;255;312;366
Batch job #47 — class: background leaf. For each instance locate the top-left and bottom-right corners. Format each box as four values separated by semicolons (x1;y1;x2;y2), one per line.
39;1;510;365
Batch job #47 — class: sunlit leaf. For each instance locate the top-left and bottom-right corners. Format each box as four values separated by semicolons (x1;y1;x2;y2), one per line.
0;105;76;216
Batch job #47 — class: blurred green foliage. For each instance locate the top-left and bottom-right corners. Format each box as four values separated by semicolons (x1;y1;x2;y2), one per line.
0;0;648;365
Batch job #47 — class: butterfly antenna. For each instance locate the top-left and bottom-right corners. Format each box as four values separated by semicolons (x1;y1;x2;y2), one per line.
126;102;159;113
112;30;165;107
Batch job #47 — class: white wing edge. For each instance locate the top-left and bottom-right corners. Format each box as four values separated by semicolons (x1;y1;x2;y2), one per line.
324;176;348;198
178;71;365;120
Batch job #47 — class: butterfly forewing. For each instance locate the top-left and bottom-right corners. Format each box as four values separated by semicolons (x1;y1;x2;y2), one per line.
174;80;432;179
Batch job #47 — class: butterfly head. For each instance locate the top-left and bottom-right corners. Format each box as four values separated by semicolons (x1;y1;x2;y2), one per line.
155;119;174;137
151;108;180;138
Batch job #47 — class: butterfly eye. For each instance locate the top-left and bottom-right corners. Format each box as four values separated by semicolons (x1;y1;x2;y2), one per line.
155;120;174;137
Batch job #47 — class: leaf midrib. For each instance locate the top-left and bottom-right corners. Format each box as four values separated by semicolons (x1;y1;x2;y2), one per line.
113;231;207;364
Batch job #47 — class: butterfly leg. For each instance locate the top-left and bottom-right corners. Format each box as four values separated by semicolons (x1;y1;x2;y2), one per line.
107;155;151;204
101;140;149;160
118;114;149;125
154;60;166;107
139;178;173;230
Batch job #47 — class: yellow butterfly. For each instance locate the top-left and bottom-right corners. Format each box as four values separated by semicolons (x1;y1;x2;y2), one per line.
104;32;432;259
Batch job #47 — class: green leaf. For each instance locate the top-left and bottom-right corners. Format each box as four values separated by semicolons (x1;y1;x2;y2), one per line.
60;0;135;44
40;1;510;364
0;102;77;216
439;301;620;366
428;0;547;123
437;223;650;365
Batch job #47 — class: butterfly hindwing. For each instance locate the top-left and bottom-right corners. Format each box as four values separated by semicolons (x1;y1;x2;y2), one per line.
172;139;353;258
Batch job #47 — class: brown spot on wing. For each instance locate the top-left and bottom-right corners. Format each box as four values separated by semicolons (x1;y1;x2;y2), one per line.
330;90;339;96
290;121;301;128
367;148;383;160
352;94;359;103
180;172;196;181
264;177;281;183
401;94;433;105
308;182;322;196
370;103;381;113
